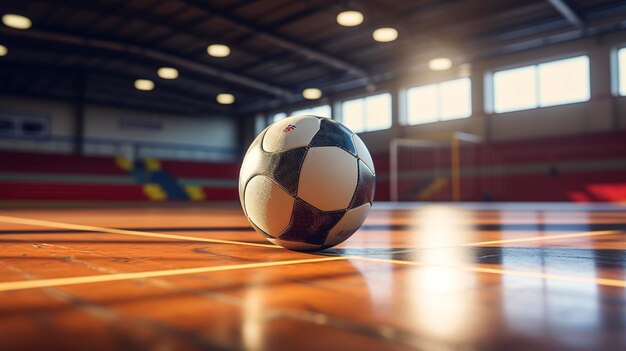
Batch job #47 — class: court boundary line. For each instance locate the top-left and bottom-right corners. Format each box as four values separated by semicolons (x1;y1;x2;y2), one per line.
1;215;625;291
352;256;626;288
2;252;625;292
0;256;348;293
1;216;622;251
463;230;622;246
0;215;279;249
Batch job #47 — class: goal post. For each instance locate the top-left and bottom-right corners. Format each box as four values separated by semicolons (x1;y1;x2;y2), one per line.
389;132;482;202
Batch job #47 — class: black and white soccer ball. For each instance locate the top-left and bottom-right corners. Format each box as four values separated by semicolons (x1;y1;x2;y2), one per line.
239;115;375;251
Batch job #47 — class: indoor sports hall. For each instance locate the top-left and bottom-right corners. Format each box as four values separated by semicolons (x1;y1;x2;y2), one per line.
1;0;626;350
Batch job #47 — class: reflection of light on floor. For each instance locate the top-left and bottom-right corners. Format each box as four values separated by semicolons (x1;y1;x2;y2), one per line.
499;210;540;239
347;210;392;250
502;211;600;348
242;275;264;351
410;205;478;339
351;258;393;316
412;205;474;249
342;209;394;315
413;267;477;339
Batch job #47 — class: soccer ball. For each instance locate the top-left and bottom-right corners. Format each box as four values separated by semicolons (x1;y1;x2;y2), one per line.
239;115;375;251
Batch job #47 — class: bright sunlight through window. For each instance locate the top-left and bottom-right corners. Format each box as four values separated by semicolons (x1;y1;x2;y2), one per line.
271;112;286;123
493;55;589;113
617;48;626;96
406;78;471;125
342;93;392;133
291;105;331;118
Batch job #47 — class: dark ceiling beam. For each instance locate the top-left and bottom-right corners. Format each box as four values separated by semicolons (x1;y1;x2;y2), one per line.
221;0;258;12
0;62;228;114
5;37;270;109
0;68;201;115
83;0;154;34
0;87;199;116
0;27;294;98
182;0;369;78
26;0;266;60
3;38;234;97
475;1;626;46
229;0;338;47
87;80;208;114
241;8;626;114
303;0;457;61
546;0;584;28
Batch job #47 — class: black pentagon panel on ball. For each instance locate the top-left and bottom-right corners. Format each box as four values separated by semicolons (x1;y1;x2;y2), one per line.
267;147;308;197
349;160;376;209
308;119;357;156
278;199;345;245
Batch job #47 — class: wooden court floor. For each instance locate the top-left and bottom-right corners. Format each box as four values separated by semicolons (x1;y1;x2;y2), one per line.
0;203;625;351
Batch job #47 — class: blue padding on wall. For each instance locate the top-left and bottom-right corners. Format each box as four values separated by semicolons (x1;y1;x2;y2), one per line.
150;171;188;200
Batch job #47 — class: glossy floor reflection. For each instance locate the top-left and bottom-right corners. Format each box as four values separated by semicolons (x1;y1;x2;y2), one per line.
0;203;625;350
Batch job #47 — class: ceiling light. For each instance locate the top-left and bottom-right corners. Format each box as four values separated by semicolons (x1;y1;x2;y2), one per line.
157;67;179;79
429;57;452;71
372;27;398;42
207;44;230;58
134;79;154;91
216;93;235;105
302;88;322;100
336;10;363;27
2;14;32;30
0;45;7;56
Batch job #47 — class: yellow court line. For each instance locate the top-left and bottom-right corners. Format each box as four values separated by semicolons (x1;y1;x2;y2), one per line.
352;256;626;288
0;215;278;249
463;230;623;247
0;256;348;293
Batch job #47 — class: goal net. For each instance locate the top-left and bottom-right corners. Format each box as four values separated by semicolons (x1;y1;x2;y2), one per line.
389;132;482;202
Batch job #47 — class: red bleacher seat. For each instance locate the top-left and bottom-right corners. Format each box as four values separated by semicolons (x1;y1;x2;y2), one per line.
0;182;148;200
160;159;239;179
201;187;238;201
0;151;126;175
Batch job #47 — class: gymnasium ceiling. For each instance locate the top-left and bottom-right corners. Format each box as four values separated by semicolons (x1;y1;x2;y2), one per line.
1;0;626;116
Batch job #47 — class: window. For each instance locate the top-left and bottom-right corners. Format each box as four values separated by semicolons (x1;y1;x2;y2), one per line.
406;78;471;125
341;93;392;133
617;48;626;96
493;66;536;113
492;55;589;113
0;111;49;138
271;112;286;123
22;120;45;135
254;114;266;134
0;119;15;134
291;105;331;118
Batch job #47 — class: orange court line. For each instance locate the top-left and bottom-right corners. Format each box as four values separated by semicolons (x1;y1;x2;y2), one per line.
0;256;349;293
0;215;279;249
353;256;626;288
463;230;623;247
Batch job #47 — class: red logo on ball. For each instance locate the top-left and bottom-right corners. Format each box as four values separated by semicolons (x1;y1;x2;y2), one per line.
283;124;297;133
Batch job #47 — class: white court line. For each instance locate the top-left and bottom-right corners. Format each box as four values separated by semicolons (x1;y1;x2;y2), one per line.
463;230;623;246
1;215;625;291
352;256;626;288
0;256;349;292
0;215;279;249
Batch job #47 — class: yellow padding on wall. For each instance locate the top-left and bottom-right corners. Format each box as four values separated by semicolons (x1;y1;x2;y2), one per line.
145;158;161;171
184;185;205;201
143;183;167;201
115;156;132;171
